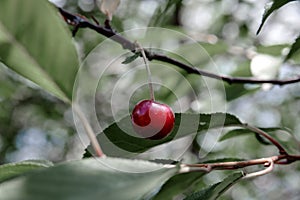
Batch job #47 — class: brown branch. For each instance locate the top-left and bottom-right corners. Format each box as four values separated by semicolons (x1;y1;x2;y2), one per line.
149;54;300;85
58;7;300;86
184;156;281;171
180;154;300;178
242;124;288;155
179;123;300;177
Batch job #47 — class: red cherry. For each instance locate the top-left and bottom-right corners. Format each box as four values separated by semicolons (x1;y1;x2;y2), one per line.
131;100;175;140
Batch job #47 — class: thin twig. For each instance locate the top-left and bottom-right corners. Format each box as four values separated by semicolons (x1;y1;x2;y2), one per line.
242;124;288;155
73;104;105;157
57;7;300;86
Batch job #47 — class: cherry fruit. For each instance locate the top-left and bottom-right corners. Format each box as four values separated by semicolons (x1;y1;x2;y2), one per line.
131;100;175;140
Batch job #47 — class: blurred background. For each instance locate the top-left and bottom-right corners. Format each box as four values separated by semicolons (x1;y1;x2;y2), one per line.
1;0;300;199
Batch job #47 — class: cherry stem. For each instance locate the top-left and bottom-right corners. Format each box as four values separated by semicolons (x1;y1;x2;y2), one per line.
138;44;155;101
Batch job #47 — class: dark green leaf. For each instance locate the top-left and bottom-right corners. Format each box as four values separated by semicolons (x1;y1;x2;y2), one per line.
220;128;266;142
202;158;245;163
148;0;183;27
153;171;206;200
225;84;257;101
184;172;244;200
122;52;141;64
254;132;272;145
285;35;300;61
0;160;53;183
257;0;297;34
219;128;299;154
85;113;242;157
0;0;79;102
0;157;178;200
149;159;180;165
220;127;287;142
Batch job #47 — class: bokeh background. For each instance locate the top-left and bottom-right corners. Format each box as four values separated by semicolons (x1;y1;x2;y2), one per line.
1;0;300;199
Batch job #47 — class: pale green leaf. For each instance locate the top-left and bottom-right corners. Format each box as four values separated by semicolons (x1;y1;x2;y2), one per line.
0;0;79;102
0;157;178;200
0;160;53;183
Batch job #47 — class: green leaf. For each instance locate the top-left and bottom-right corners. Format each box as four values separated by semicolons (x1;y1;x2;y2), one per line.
257;0;297;34
224;62;258;101
184;172;244;200
122;52;141;64
285;35;300;61
256;44;288;56
220;128;289;146
220;127;300;154
148;0;183;27
225;84;257;101
153;171;206;200
0;63;18;98
0;157;178;200
199;42;228;57
85;113;242;157
0;160;53;183
219;128;282;142
0;0;79;102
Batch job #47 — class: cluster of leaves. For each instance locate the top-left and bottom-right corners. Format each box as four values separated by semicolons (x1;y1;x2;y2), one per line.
0;0;299;199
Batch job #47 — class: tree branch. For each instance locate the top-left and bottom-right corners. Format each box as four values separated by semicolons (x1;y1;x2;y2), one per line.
242;124;288;155
180;154;300;178
58;7;300;86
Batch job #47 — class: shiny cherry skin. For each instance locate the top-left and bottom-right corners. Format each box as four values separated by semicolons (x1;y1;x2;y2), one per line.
131;100;175;140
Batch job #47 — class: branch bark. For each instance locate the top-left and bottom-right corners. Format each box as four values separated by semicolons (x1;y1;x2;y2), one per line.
58;7;300;86
180;154;300;178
